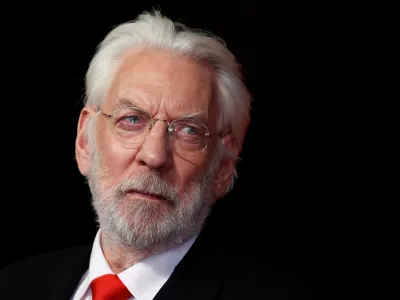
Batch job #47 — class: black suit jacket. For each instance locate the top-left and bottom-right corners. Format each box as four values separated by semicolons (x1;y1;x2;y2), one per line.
0;216;318;300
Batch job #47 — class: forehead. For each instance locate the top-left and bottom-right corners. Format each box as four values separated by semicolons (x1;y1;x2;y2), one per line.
105;49;215;120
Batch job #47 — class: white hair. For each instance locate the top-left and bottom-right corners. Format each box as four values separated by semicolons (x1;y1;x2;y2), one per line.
84;9;252;195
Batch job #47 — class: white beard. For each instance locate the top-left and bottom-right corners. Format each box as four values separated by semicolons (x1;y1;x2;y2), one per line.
86;128;219;252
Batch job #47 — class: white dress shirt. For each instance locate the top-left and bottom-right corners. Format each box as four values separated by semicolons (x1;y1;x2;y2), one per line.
71;229;197;300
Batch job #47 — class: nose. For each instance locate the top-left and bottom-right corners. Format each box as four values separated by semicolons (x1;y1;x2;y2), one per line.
135;120;171;170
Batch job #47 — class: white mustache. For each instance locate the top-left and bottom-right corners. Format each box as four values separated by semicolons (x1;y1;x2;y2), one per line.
115;172;179;205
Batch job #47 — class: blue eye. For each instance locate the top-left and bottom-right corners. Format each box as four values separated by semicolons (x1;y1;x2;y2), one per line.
181;126;197;135
126;116;141;124
116;114;148;131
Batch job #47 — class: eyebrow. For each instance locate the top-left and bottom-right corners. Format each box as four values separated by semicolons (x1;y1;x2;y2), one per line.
118;98;138;108
181;111;204;120
116;97;207;122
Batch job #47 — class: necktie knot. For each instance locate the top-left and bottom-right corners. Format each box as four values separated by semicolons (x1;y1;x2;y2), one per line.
90;274;132;300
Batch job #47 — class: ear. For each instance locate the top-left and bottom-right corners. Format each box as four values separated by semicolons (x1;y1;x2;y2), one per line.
212;133;240;201
75;106;97;176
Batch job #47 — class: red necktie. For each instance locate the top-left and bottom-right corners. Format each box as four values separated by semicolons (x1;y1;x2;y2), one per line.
90;274;132;300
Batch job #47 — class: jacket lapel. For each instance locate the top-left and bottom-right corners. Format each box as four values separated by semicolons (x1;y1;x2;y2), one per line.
153;218;229;300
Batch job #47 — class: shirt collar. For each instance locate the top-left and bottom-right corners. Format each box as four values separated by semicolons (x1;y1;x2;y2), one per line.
88;229;197;300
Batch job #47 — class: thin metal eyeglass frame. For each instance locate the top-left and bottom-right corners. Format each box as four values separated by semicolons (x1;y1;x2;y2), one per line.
99;105;218;150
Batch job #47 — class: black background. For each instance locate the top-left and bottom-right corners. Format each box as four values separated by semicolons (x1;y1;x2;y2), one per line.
1;0;321;287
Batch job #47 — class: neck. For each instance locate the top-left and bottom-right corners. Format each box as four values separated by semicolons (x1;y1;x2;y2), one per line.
100;230;151;274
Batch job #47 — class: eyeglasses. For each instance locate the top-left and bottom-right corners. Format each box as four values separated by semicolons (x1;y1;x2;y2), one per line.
100;105;217;156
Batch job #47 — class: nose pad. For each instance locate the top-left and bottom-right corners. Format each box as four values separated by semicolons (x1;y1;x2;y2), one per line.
145;118;172;147
149;118;170;132
149;118;157;130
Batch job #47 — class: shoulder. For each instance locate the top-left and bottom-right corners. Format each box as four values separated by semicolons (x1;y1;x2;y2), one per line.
218;246;320;300
0;244;92;296
1;244;92;275
185;212;320;299
183;221;320;299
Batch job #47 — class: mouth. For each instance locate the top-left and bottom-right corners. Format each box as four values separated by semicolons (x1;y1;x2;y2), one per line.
126;189;170;203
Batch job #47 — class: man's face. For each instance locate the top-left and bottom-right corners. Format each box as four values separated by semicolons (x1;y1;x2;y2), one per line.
84;49;222;250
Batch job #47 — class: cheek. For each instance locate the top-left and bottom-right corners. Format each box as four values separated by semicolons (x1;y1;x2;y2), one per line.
172;152;211;194
98;131;138;185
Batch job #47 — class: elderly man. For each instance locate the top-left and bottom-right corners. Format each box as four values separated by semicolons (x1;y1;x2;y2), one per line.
0;10;316;300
